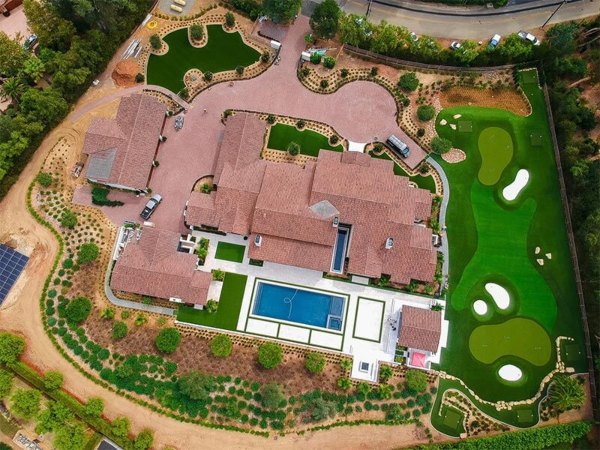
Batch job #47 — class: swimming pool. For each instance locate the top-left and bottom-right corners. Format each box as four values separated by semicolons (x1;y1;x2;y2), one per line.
252;282;345;331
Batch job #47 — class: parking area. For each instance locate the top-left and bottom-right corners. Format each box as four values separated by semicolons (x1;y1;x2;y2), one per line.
0;5;30;41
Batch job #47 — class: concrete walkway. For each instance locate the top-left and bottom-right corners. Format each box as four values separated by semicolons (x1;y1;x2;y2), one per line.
428;157;450;290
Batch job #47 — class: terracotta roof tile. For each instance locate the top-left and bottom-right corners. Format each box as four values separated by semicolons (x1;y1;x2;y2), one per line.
398;306;442;353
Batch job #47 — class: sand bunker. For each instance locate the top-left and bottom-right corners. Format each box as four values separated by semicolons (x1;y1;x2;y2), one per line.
449;124;457;130
499;364;522;382
485;283;510;310
546;253;552;259
502;169;529;201
453;114;462;119
473;300;488;316
535;246;540;254
440;119;447;126
537;258;544;266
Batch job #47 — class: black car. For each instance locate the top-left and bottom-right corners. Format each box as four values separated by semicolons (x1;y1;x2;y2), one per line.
140;194;162;220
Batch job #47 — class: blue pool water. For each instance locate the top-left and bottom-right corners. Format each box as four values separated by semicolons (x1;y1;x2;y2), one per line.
331;227;349;273
252;282;345;330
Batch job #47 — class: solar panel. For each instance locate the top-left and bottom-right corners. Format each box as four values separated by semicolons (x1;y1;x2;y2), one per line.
0;244;29;305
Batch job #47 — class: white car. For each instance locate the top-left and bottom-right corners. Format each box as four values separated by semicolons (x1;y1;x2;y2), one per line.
450;41;462;50
518;31;540;46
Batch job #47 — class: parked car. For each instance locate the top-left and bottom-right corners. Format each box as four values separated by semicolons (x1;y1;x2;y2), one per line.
23;34;38;51
488;34;501;49
450;41;462;50
386;135;410;158
518;31;540;46
140;194;162;220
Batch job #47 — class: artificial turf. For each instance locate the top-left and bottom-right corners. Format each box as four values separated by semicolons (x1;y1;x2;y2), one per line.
431;404;465;437
477;126;513;185
369;150;437;193
215;242;246;263
147;25;261;93
267;123;343;157
176;273;247;330
431;70;586;415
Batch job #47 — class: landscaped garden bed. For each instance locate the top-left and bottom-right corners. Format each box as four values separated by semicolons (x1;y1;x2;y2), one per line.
266;123;343;157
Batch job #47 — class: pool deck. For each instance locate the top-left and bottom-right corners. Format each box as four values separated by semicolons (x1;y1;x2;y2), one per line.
192;229;449;381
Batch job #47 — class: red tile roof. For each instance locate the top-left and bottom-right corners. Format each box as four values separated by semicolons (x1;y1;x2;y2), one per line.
82;94;166;191
398;306;442;353
186;112;436;284
110;227;211;305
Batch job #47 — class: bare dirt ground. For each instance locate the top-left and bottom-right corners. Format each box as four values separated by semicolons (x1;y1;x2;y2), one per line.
440;86;531;116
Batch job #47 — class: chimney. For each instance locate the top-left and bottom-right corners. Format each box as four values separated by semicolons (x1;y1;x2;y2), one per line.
254;234;262;247
159;135;167;142
385;237;394;249
332;216;339;228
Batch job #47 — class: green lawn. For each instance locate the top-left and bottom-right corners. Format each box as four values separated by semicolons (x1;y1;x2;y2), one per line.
147;25;261;93
267;123;343;157
430;403;465;437
176;273;247;330
430;69;586;425
215;242;246;263
370;150;437;193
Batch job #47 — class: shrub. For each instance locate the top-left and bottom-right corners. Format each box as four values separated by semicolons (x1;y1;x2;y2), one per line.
417;104;435;121
155;328;181;354
258;342;283;369
406;369;428;392
337;377;351;391
0;333;25;364
296;120;306;129
340;68;349;78
323;56;336;69
179;87;189;99
190;24;203;40
261;383;285;410
305;352;325;374
60;210;77;229
266;114;276;124
149;34;161;50
205;299;218;313
235;65;244;75
261;51;270;63
379;365;393;383
135;73;144;83
210;334;232;358
225;12;235;27
370;66;378;76
430;136;453;154
91;187;124;206
398;72;419;92
36;172;52;187
320;79;329;89
339;358;352;372
203;71;213;82
65;297;92;324
112;321;128;340
310;52;322;64
287;142;301;156
133;429;154;450
0;370;13;399
77;242;99;264
417;128;425;138
212;269;225;281
178;370;215;401
111;417;130;438
43;371;63;390
329;134;339;145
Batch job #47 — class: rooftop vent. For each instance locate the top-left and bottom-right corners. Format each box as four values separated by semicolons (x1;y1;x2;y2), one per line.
385;237;394;249
254;235;262;247
332;216;339;228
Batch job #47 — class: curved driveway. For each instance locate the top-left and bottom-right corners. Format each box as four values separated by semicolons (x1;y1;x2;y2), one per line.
145;15;418;233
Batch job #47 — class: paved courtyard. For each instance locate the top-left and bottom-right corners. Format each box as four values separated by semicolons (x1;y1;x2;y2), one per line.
78;15;427;234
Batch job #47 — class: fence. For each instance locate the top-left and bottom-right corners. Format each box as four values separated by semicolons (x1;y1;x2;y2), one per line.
542;82;598;419
343;44;519;74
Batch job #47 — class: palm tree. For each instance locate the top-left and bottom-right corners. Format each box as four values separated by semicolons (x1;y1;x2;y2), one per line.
0;77;24;104
23;58;45;84
548;375;585;419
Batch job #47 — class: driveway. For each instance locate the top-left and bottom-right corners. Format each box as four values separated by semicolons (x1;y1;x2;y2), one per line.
102;15;423;233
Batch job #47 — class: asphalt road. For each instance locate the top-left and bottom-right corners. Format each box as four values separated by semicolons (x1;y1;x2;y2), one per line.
341;0;599;39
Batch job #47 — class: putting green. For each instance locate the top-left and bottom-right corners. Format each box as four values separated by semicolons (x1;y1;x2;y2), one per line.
469;318;551;366
477;127;513;185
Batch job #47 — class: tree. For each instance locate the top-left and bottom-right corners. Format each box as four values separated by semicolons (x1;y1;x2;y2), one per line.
0;369;13;398
310;398;337;421
430;136;453;154
60;209;77;229
370;21;401;55
261;382;285;410
548;375;585;413
337;376;351;391
0;32;29;77
112;321;128;340
398;72;419;92
417;105;435;122
36;172;53;187
453;40;480;66
54;422;86;450
225;12;235;28
190;24;203;41
0;78;25;104
210;334;232;358
77;242;99;264
287;141;301;156
499;34;533;61
323;56;336;69
22;58;46;83
35;400;73;434
20;88;68;129
305;351;325;374
83;397;104;418
0;333;25;364
405;369;428;392
155;328;181;354
43;370;64;390
111;416;130;438
65;297;92;324
258;342;283;369
263;0;301;24
149;34;161;50
23;0;76;51
133;429;154;450
310;0;340;39
546;22;579;55
10;389;42;419
338;14;372;48
379;364;393;383
178;370;215;401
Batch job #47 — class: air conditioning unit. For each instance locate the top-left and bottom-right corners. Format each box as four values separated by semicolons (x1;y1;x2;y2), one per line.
385;237;394;249
254;235;262;247
332;216;339;228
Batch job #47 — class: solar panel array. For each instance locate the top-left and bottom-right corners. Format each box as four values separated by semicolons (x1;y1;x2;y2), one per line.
0;244;29;304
